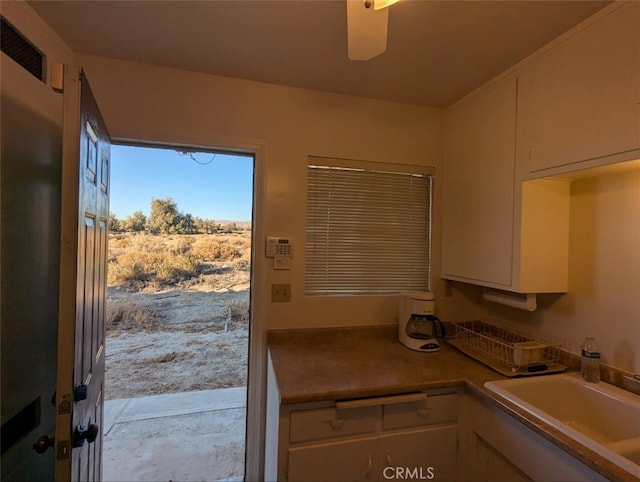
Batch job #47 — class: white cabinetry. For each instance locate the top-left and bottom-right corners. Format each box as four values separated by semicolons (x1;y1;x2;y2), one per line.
288;436;379;482
519;1;640;176
442;75;570;293
442;75;517;288
442;1;640;293
267;390;459;481
379;426;457;481
458;394;606;482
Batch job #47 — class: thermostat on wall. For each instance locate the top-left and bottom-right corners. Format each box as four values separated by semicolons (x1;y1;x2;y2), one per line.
266;237;292;270
265;237;293;258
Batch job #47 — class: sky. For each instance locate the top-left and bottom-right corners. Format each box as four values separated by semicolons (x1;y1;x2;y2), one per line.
110;144;253;222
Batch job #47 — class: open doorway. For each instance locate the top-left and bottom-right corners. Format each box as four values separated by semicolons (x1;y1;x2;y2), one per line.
101;144;253;481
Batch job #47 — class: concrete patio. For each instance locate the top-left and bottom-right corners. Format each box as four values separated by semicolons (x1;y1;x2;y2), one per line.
103;387;247;482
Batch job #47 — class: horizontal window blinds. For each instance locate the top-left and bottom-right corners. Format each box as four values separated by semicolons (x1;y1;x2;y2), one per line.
306;158;432;296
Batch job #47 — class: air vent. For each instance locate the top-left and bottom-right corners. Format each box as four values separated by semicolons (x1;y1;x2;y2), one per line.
1;16;45;81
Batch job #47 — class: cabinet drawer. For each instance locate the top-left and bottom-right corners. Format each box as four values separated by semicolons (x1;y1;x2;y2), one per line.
290;406;377;443
382;393;458;430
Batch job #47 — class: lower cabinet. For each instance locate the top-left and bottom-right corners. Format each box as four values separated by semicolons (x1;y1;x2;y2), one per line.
268;390;460;481
457;394;606;482
288;436;379;482
288;426;458;482
265;360;610;482
470;434;530;482
380;426;457;481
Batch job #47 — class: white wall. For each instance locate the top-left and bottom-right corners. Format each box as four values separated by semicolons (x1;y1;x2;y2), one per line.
0;1;75;70
486;163;640;374
74;54;488;479
78;54;485;329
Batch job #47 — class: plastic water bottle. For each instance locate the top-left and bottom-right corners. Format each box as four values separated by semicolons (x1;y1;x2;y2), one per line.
581;337;601;383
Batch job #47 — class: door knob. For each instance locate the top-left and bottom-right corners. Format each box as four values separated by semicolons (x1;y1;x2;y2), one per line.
33;435;55;454
72;423;99;448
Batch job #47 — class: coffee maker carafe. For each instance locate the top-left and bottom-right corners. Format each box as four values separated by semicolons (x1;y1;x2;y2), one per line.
398;292;444;352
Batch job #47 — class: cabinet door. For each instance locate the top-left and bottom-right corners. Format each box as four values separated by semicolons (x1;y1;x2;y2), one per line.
458;395;606;482
523;2;640;174
472;434;531;482
442;75;517;287
288;437;378;482
380;426;457;482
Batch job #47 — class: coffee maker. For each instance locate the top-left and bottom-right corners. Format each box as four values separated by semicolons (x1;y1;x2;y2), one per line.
398;292;445;352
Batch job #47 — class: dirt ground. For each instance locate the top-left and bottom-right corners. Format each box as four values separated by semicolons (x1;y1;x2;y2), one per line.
105;259;250;400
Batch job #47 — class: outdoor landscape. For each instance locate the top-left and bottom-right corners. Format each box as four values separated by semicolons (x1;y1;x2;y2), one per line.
105;198;251;400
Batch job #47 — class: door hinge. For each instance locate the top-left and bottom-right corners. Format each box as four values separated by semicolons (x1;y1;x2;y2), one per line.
58;394;72;415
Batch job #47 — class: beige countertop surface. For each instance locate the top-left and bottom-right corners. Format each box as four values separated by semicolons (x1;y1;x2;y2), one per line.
268;325;638;482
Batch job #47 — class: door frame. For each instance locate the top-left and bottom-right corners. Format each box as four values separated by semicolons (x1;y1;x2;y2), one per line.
54;65;84;481
108;135;268;480
56;66;112;481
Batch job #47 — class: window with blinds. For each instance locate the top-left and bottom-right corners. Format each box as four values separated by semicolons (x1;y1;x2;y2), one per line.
305;157;433;296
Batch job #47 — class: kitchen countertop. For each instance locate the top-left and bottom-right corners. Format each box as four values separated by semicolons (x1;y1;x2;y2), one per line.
268;325;638;482
268;324;499;404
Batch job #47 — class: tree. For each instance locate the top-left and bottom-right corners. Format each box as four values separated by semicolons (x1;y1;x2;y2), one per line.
194;216;218;234
108;212;121;231
177;213;196;234
122;210;147;232
220;222;240;233
147;197;181;234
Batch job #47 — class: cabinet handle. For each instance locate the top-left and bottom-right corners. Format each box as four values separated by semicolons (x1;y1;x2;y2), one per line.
336;392;426;410
363;455;373;479
416;407;432;419
323;418;345;430
385;452;393;467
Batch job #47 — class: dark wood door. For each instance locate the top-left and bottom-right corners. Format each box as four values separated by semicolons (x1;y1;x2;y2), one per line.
55;67;110;481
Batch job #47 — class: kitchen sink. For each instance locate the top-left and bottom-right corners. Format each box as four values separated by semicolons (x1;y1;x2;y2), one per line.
485;372;640;477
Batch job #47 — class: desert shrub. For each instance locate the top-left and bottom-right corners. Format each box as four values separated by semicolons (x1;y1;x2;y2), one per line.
154;254;199;281
109;235;132;249
224;234;248;249
106;300;159;332
107;232;251;290
226;297;250;324
107;259;146;285
111;251;198;285
169;236;196;255
108;233;200;288
191;238;242;261
128;233;167;253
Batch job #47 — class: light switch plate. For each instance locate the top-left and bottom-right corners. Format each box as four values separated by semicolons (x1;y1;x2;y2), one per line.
271;283;291;302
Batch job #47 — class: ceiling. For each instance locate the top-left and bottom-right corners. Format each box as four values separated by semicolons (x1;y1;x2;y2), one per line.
27;0;611;108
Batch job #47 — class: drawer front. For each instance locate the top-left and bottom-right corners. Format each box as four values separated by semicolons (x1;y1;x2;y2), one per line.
290;406;377;443
382;393;458;430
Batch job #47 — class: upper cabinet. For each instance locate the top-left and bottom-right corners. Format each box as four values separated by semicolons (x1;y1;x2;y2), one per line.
442;76;518;289
442;75;570;293
519;1;640;177
441;1;637;294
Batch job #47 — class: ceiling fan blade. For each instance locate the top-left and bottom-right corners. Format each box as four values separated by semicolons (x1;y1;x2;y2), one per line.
346;0;389;61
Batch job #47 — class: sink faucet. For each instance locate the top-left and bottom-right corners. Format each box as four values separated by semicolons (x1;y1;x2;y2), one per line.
623;374;640;396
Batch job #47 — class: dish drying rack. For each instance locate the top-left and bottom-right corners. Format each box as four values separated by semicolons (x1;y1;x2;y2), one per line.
449;320;566;377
